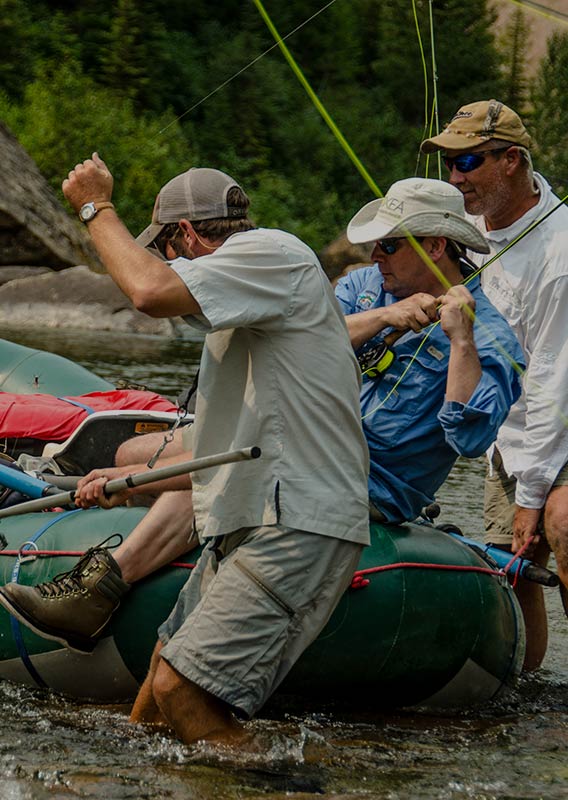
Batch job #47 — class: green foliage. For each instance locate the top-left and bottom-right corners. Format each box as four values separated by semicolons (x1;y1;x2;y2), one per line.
499;8;531;115
0;61;195;235
531;31;568;198
0;0;512;250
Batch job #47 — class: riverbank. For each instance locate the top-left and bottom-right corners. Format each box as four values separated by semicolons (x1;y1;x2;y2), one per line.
0;265;185;336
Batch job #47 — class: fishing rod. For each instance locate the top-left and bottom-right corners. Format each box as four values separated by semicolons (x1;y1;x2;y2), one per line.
0;446;261;520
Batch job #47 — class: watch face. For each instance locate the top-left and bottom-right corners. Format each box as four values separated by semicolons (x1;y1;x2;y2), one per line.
79;203;96;222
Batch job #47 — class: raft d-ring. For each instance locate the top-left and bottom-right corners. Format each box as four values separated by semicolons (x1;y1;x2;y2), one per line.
18;541;40;564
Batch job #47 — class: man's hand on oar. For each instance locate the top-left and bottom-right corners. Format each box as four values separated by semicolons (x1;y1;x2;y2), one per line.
0;447;261;520
75;467;131;510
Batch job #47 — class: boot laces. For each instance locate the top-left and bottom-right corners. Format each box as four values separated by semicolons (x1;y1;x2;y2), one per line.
37;534;123;599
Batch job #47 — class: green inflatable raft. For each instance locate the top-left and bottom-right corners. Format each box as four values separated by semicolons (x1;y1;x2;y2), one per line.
0;337;526;708
0;338;113;395
0;506;525;709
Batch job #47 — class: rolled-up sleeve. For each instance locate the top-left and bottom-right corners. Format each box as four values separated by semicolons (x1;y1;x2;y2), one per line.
438;368;520;458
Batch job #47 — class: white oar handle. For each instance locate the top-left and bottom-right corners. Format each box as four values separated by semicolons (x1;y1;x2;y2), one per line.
0;446;261;520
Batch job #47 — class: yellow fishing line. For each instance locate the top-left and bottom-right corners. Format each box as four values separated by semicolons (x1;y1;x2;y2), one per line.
252;0;450;288
427;0;442;180
252;0;565;424
251;0;383;198
154;1;342;138
506;0;568;26
412;0;430;170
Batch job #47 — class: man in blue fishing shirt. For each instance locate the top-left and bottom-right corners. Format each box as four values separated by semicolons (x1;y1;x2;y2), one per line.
336;177;524;523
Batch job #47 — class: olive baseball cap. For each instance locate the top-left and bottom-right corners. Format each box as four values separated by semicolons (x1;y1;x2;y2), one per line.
137;167;248;247
421;99;532;154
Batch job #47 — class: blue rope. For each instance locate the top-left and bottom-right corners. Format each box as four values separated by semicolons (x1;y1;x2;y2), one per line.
8;509;84;688
56;397;96;414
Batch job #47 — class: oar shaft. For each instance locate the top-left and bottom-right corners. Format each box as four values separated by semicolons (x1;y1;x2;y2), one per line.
106;446;261;493
0;446;261;520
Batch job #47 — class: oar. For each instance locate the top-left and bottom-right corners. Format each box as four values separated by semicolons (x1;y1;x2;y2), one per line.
446;530;559;588
0;446;261;520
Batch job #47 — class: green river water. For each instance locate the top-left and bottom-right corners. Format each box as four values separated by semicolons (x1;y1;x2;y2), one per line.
0;327;566;800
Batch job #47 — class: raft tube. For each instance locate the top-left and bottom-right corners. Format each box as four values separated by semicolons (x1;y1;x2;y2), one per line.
0;338;113;395
0;507;525;709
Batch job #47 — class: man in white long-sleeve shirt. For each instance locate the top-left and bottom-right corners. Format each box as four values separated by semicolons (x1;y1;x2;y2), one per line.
422;99;568;671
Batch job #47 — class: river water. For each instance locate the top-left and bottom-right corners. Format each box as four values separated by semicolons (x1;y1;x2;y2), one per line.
0;327;566;800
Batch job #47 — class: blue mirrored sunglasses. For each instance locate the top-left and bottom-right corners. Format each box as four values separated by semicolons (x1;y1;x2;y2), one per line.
375;237;423;256
376;238;402;255
443;147;510;174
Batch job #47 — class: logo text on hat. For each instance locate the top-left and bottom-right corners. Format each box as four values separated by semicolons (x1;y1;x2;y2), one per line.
451;111;473;121
385;197;404;215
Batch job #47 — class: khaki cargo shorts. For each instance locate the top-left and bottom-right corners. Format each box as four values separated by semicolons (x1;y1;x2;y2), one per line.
484;449;568;545
158;524;363;717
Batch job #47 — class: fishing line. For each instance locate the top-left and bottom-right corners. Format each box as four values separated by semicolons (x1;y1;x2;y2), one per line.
251;0;533;408
361;193;568;423
252;1;456;291
156;0;342;139
412;0;430;178
252;0;382;198
506;0;568;25
428;0;442;180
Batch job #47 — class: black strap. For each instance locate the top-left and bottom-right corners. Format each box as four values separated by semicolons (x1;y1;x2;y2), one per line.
176;370;199;414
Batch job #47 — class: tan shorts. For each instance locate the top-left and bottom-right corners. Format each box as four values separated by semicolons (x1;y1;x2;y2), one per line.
158;524;363;717
484;449;568;545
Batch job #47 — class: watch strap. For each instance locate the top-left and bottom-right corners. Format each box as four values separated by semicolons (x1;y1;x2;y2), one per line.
94;202;114;213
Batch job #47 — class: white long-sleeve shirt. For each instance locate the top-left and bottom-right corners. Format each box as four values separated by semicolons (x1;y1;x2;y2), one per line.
472;174;568;508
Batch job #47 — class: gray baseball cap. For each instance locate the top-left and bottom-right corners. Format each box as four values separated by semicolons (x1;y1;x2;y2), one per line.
137;167;248;247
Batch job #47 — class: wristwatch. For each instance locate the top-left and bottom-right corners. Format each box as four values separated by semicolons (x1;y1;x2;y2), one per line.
78;201;114;223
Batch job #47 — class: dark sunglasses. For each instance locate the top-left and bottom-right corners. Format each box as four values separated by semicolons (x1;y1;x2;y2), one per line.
152;224;181;258
443;147;510;174
375;237;423;256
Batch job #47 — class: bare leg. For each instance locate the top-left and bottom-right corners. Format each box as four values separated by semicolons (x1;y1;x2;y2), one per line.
493;540;549;671
114;428;185;468
130;641;169;726
514;539;550;672
543;485;568;618
152;657;247;745
113;490;197;584
115;430;187;505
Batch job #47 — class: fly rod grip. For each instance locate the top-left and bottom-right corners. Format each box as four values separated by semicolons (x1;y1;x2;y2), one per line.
383;329;406;347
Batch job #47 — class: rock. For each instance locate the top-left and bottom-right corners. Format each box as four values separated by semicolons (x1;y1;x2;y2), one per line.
319;232;373;282
0;122;102;270
0;265;180;335
0;266;51;286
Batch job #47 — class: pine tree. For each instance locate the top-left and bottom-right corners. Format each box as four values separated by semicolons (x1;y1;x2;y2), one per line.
531;31;568;198
499;8;531;115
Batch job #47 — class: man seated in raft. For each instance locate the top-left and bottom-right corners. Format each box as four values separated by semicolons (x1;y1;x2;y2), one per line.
0;178;523;657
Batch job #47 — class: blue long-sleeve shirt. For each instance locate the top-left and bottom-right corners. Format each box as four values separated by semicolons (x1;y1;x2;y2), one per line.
335;266;524;523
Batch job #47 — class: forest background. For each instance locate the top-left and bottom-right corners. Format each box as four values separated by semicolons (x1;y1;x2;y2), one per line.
0;0;567;252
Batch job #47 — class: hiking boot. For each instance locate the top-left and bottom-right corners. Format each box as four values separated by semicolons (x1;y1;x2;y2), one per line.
0;545;130;654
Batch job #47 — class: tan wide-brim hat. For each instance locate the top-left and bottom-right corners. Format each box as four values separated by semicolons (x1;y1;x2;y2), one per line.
347;177;490;254
421;99;532;154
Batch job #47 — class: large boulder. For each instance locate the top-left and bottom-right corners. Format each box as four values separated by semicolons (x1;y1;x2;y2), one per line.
0;265;182;335
319;232;372;283
0;122;102;271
